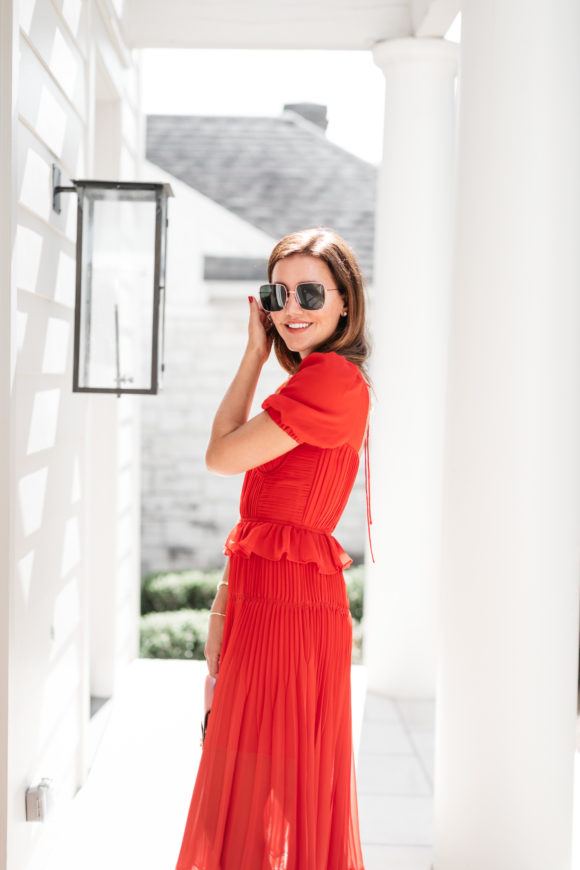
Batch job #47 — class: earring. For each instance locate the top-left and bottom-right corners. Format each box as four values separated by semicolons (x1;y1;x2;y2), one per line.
341;311;347;317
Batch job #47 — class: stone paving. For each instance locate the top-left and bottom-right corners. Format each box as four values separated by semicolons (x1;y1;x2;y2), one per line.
36;658;579;870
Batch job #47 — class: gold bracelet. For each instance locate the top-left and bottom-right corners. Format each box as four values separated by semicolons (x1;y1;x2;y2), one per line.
209;611;226;617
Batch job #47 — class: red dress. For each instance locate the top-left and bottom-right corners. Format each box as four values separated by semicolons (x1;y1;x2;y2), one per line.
175;351;369;870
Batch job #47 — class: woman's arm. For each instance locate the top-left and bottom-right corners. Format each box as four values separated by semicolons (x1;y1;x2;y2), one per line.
205;298;298;476
204;560;230;677
210;557;229;616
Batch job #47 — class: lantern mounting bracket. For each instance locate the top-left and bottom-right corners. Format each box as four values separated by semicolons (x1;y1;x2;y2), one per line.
52;164;76;214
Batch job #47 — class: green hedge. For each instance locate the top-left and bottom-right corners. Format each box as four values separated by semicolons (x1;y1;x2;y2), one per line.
139;608;364;662
139;609;209;659
344;565;364;622
142;564;365;619
140;564;365;662
141;569;222;614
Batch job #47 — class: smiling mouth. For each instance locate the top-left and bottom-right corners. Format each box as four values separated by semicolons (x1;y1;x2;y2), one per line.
285;323;311;330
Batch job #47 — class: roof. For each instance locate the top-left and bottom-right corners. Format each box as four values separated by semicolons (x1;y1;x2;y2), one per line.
146;111;376;280
203;255;267;281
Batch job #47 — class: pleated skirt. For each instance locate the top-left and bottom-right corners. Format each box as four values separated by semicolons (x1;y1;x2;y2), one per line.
174;552;365;870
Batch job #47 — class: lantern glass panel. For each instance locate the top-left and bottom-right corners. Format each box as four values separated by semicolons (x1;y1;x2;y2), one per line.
76;187;158;391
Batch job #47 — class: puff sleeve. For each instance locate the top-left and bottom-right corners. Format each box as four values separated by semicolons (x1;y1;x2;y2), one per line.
262;352;368;450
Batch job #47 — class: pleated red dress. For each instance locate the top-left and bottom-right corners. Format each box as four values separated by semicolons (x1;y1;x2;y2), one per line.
175;351;369;870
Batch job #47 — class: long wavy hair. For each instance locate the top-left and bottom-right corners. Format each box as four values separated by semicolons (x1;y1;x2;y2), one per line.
267;227;371;379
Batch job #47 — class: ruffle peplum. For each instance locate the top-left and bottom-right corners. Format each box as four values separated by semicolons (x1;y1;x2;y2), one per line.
223;518;353;574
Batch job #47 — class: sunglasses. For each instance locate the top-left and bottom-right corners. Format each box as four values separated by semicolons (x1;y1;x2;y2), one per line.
258;282;339;312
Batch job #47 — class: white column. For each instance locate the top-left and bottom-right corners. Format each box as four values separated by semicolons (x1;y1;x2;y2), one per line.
88;395;141;700
434;2;580;869
364;38;458;695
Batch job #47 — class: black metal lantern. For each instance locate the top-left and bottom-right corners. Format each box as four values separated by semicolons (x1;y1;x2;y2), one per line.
53;169;173;395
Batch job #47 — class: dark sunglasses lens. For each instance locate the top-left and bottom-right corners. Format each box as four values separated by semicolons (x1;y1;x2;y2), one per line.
296;282;325;310
259;284;286;311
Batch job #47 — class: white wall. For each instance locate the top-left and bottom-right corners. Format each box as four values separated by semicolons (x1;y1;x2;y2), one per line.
0;3;18;870
139;161;368;574
3;2;142;868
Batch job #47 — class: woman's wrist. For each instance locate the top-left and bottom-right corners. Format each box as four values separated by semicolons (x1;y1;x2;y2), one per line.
214;587;228;608
210;588;227;615
243;343;268;369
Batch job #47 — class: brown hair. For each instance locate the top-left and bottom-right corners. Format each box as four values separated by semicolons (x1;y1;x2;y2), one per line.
267;227;371;378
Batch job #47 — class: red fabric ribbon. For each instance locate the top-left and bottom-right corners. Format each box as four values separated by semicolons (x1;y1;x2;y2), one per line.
364;425;375;563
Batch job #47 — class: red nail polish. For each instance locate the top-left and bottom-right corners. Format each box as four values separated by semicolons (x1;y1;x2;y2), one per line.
248;295;253;303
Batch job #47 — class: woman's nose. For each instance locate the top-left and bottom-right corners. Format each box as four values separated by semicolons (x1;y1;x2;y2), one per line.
285;289;302;314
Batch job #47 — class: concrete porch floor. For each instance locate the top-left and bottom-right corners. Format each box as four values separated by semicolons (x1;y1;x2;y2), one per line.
35;658;580;870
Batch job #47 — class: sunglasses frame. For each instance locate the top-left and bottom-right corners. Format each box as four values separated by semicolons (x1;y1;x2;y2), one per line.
258;282;339;312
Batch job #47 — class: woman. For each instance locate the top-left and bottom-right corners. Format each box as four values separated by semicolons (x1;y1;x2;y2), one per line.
175;227;371;870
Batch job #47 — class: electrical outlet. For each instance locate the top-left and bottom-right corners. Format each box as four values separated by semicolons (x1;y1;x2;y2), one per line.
25;778;53;822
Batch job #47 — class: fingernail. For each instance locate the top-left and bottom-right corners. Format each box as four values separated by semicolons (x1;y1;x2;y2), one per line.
248;295;253;303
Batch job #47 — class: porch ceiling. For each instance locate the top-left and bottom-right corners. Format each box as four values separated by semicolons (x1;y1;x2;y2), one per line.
121;0;459;50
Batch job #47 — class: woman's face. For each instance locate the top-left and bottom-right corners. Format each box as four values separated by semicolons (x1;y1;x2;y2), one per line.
269;254;346;359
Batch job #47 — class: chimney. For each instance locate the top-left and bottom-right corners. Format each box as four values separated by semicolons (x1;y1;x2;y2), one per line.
283;103;328;132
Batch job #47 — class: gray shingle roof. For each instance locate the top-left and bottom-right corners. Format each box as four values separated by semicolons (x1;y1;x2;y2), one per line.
146;111;376;280
204;255;268;281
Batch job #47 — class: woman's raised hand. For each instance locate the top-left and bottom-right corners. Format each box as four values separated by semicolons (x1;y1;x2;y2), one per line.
247;295;274;364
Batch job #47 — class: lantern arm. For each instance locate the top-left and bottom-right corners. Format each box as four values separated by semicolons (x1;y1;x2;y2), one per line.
51;165;77;215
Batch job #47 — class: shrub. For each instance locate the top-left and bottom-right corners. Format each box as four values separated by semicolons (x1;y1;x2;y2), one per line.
139;609;209;660
351;618;363;664
141;569;222;614
141;564;365;620
139;564;365;663
344;564;365;622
